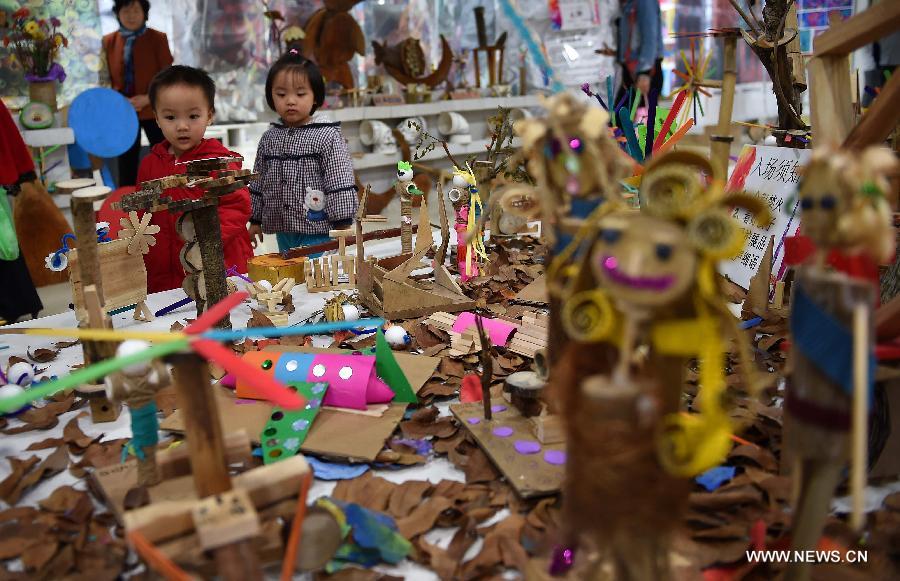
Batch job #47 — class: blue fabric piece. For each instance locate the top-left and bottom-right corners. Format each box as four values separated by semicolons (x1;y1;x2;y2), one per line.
119;24;147;96
273;353;315;385
617;0;663;74
66;142;91;171
695;465;736;491
307;456;370;480
791;283;875;401
276;232;332;257
340;502;410;564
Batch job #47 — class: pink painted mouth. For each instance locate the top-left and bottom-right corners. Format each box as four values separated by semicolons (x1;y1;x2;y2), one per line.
600;255;675;291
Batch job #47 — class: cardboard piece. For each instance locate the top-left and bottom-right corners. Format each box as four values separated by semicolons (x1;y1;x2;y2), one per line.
452;312;519;346
514;274;548;305
451;398;565;498
163;347;439;462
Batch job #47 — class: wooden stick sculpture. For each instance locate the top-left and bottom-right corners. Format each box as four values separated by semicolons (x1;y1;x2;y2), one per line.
784;146;897;581
471;6;507;88
247;278;296;325
550;152;772;578
105;340;171;488
448;165;485;282
117;156;257;330
372;35;453;88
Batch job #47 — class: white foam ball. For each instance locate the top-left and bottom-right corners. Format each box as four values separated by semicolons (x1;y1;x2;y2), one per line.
257;280;273;292
7;362;34;387
116;340;152;376
452;174;469;188
341;304;360;321
384;325;410;349
0;384;26;413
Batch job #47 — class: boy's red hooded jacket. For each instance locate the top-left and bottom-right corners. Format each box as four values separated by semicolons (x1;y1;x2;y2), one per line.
137;138;253;293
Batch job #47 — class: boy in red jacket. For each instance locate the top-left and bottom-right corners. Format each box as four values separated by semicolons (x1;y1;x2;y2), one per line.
138;65;252;293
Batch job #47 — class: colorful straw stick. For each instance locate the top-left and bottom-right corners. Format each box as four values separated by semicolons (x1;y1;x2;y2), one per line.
653;91;686;152
0;338;190;413
155;297;193;317
192;338;305;409
8;328;185;342
617;108;644;162
201;318;386;342
630;88;642;121
185;291;249;334
654;118;695;157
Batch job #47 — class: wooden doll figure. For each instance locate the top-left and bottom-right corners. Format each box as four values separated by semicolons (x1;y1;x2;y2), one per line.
105;339;171;488
448;165;484;282
784;146;897;581
550;153;771;579
515;93;631;376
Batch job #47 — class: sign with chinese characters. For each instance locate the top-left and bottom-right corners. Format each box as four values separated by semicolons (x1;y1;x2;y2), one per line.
720;145;812;289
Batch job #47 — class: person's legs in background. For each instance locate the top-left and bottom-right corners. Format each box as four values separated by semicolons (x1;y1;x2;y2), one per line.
116;119;164;187
117;122;142;187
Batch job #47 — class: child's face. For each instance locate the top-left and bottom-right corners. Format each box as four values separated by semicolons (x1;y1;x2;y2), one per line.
272;69;315;126
154;84;214;157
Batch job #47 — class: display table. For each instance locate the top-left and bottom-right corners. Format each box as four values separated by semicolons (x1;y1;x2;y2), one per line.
0;234;469;579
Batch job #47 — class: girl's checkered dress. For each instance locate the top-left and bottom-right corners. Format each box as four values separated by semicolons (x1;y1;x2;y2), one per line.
249;120;358;235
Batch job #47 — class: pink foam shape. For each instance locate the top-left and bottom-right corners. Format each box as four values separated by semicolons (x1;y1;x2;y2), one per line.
311;354;374;411
366;375;396;404
452;312;517;346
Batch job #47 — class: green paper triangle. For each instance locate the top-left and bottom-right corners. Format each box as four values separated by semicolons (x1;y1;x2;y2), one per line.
376;329;417;404
260;381;328;464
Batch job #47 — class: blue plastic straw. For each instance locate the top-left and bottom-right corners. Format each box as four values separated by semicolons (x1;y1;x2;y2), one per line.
155;297;193;317
201;318;385;342
740;316;763;330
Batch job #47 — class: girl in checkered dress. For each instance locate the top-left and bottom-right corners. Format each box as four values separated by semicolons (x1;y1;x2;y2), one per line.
248;51;358;253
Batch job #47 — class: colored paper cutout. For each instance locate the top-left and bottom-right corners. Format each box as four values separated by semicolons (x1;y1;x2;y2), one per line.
261;381;329;464
375;329;417;404
452;312;518;346
313;354;375;411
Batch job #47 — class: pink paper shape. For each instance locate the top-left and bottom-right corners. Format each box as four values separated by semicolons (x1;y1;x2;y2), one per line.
310;354;376;411
452;312;517;346
366;376;395;404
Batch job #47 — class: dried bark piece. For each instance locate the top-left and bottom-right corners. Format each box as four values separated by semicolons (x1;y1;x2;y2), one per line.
386;481;433;519
247;308;274;329
332;472;396;513
0;522;51;559
396;496;454;539
728;444;778;471
27;347;59;363
21;539;58;572
38;486;89;514
0;506;37;525
63;414;101;453
54;340;79;349
462;514;528;578
0;456;40;501
1;393;81;434
26;438;65;451
3;446;69;505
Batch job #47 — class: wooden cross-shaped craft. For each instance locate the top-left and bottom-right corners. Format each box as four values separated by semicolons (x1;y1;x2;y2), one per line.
119;211;161;256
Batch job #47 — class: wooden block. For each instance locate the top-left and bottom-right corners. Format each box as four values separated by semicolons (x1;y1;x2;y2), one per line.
263;311;289;327
248;254;307;286
844;72;900;149
809;55;855;145
69;239;149;319
124;455;310;545
530;414;565;444
192;488;261;550
88;394;122;423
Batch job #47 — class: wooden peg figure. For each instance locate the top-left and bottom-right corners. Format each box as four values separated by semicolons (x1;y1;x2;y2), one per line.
784;146;897;581
448;165;484;282
550;152;772;579
105;340;171;488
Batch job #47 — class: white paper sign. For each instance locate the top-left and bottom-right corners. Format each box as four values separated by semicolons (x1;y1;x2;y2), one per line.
720;145;812;289
559;0;598;31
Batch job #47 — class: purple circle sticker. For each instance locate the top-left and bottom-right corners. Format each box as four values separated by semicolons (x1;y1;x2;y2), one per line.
491;404;507;413
514;440;541;455
493;426;514;438
544;450;566;465
467;417;481;425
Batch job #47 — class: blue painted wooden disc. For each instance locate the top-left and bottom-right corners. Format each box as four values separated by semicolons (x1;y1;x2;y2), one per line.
68;88;139;157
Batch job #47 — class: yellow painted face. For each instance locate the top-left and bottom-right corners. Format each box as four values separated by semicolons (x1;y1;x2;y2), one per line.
590;213;697;309
797;166;846;251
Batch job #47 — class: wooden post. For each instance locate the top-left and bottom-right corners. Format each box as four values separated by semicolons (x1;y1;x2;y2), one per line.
169;353;262;580
399;186;413;254
487;47;497;87
710;34;738;182
190;203;230;329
